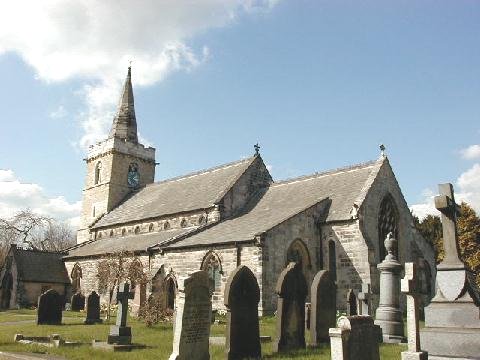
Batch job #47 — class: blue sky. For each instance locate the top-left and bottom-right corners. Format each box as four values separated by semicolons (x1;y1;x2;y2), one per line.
0;0;479;226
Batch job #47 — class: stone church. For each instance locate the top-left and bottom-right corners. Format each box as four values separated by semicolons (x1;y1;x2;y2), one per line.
63;68;435;315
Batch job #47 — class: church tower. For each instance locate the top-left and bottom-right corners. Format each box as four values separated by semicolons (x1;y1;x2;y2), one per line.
77;67;156;244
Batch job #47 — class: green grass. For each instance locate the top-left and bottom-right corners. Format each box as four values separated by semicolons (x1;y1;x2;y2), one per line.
0;310;406;359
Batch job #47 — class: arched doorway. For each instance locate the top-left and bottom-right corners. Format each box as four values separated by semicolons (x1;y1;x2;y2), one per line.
0;273;13;309
286;238;312;281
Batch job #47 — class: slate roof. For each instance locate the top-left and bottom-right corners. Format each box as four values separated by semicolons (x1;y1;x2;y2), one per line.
161;158;383;249
93;156;256;229
64;228;189;259
13;247;70;284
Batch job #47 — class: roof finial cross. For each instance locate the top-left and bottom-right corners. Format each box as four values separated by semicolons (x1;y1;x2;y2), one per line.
254;143;260;156
379;144;386;157
128;59;132;69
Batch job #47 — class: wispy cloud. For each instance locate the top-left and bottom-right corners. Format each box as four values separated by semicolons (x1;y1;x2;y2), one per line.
0;1;279;151
460;144;480;160
49;105;67;119
0;169;81;228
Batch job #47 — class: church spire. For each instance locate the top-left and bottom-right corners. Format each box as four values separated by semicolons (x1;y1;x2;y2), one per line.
109;66;138;143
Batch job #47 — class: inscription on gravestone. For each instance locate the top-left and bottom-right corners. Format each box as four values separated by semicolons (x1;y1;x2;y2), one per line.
169;271;211;360
224;265;261;360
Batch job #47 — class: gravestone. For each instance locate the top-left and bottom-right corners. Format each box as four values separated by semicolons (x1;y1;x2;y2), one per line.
37;289;62;325
310;270;336;346
357;283;372;316
273;262;308;352
346;289;357;316
224;265;261;360
374;233;405;343
107;282;134;345
420;184;480;359
169;270;212;360
329;315;380;360
401;262;428;360
84;291;102;324
71;292;85;311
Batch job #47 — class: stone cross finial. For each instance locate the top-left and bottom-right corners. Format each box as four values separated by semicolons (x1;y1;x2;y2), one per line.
254;143;260;155
116;282;135;327
357;283;372;316
380;144;386;157
401;262;428;359
434;183;462;268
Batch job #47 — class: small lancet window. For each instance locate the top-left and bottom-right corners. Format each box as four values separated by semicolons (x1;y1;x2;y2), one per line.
164;221;170;230
180;219;188;228
109;230;114;237
121;228;126;236
95;162;102;185
149;223;154;232
134;226;140;234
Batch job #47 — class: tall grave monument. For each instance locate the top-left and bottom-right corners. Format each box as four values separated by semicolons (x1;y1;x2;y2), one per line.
420;183;480;359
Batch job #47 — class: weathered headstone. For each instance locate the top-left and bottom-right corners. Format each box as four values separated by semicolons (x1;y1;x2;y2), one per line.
169;271;212;360
357;283;372;316
310;270;336;346
71;292;85;311
273;262;308;352
346;289;357;316
401;262;428;360
374;233;405;343
84;291;102;325
420;184;480;359
224;265;261;360
329;315;380;360
37;289;62;325
107;282;134;345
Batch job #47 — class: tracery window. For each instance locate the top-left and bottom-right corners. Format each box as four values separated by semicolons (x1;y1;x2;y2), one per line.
71;263;82;294
378;194;399;261
201;251;222;293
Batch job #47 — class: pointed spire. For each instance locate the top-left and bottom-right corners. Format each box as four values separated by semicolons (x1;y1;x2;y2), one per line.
109;66;138;143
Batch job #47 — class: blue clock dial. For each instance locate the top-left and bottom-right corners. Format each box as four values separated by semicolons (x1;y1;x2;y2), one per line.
127;164;140;188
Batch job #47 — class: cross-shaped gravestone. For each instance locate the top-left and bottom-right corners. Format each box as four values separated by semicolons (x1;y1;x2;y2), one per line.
116;282;135;327
401;262;428;360
357;283;372;316
434;183;462;269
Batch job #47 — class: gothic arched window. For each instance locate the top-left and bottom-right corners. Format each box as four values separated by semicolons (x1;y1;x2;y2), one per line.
201;251;222;293
286;238;312;278
94;162;102;185
328;240;337;281
164;275;177;310
71;263;82;294
378;194;399;261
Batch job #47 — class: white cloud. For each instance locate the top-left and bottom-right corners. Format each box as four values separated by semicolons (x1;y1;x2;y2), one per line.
49;105;67;119
460;144;480;160
410;163;480;220
0;1;279;150
0;169;81;228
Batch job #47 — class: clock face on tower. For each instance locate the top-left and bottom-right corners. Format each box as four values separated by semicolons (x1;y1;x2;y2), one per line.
127;163;140;188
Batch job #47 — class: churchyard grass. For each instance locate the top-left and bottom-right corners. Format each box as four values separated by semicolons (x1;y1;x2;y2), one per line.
0;310;405;359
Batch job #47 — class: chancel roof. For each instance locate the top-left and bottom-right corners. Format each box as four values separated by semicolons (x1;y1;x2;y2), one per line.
12;247;70;284
93;156;256;229
161;158;383;249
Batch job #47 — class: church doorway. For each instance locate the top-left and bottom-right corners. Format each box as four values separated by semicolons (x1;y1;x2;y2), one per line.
164;276;177;310
70;263;82;294
0;273;13;309
286;238;312;282
201;251;223;295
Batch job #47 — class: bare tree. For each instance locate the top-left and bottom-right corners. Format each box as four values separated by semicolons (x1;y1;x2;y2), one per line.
96;250;147;321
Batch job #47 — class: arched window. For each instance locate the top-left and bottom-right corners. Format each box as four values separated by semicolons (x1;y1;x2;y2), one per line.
198;215;206;225
97;232;102;239
134;226;140;234
378;194;399;261
328;240;337;282
180;219;187;228
148;223;154;232
94;162;102;185
71;263;82;294
109;230;114;237
164;221;170;230
201;251;222;293
286;238;312;278
121;228;126;236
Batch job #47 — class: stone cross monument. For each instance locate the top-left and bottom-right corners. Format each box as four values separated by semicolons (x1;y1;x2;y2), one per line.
420;183;480;359
401;262;428;360
107;282;135;345
357;283;372;316
374;233;405;343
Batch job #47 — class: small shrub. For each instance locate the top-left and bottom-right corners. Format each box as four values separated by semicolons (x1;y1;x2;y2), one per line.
139;295;173;327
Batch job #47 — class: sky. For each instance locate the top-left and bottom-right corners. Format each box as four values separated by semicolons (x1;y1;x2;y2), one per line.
0;0;479;228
